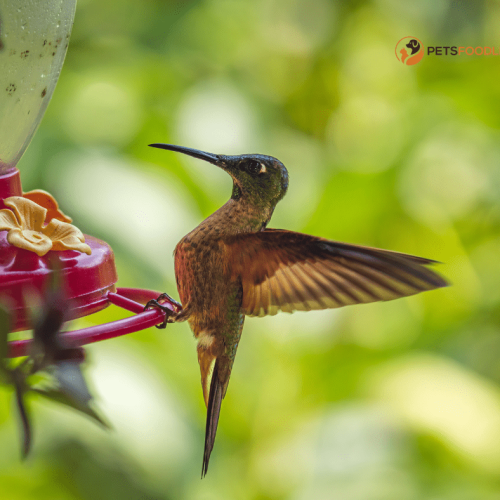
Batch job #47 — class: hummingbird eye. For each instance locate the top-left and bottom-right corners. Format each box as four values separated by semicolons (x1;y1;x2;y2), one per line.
244;159;265;176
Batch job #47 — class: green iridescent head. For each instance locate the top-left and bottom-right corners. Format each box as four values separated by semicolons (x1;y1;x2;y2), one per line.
149;144;289;208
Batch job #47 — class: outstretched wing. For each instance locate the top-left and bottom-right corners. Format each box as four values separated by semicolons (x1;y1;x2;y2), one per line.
225;229;447;317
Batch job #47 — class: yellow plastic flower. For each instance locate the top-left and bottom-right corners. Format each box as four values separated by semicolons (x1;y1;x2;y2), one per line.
23;189;73;224
0;196;91;257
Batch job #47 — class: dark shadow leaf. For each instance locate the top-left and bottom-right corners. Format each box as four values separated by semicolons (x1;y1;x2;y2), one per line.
53;360;93;406
0;307;10;369
32;385;109;429
31;269;67;369
12;369;32;459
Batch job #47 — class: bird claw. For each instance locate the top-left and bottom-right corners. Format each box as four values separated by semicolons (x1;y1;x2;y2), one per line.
154;292;182;311
144;293;181;329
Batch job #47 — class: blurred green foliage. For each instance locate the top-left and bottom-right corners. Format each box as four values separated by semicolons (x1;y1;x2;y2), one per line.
3;0;500;498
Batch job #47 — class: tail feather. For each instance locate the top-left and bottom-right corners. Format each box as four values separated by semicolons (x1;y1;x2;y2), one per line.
202;359;224;477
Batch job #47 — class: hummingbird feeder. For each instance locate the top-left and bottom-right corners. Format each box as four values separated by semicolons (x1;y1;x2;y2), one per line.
0;1;178;358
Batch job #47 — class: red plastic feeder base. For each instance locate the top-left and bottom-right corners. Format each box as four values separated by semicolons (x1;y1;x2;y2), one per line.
0;168;180;354
0;167;119;331
0;232;118;331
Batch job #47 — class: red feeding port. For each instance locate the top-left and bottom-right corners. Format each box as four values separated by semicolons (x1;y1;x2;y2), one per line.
0;169;180;357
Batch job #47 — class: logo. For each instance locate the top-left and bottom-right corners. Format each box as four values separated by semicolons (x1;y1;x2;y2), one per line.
396;37;500;64
395;37;424;65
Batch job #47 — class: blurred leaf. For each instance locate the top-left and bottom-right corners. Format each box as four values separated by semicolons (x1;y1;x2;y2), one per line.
31;270;66;369
12;368;32;459
32;362;109;429
0;307;10;375
53;360;93;406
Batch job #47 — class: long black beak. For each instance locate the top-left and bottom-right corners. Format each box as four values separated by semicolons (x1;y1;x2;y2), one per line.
149;143;222;166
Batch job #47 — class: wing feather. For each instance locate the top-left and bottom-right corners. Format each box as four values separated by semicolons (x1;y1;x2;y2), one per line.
288;263;328;309
274;267;296;313
225;229;447;317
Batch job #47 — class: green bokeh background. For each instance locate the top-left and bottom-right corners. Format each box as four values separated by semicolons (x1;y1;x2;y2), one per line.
3;0;500;498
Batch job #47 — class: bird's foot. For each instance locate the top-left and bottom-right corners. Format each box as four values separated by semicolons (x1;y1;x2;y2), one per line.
154;292;182;312
144;293;182;329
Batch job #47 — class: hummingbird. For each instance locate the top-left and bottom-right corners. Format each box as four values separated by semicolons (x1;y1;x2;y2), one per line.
148;143;447;477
